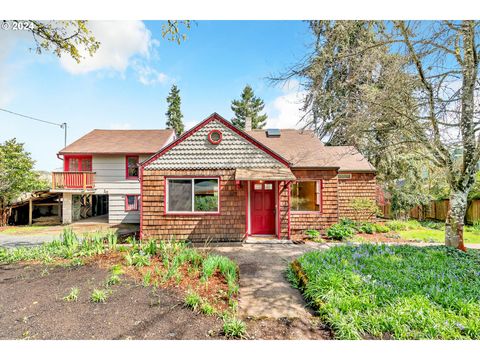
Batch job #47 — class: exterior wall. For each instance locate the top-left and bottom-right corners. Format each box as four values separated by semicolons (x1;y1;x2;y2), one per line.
338;172;377;220
142;169;246;242
92;155;149;224
279;169;339;241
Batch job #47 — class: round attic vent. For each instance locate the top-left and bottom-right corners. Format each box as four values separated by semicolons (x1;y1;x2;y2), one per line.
208;129;222;145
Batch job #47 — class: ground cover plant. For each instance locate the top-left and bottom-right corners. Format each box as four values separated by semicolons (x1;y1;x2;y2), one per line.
288;244;480;339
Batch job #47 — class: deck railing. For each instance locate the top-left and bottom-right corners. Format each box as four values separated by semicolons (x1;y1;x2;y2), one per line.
52;171;95;191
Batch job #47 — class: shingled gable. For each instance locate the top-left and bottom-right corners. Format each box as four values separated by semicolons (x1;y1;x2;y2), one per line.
141;113;291;170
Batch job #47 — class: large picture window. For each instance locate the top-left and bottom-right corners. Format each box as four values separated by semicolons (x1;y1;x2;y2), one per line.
290;181;321;212
167;178;219;213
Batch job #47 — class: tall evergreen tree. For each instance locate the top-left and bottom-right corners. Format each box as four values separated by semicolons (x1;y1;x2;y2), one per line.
231;85;268;129
165;84;184;136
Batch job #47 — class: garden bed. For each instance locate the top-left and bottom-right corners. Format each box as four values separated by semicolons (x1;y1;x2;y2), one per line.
288;244;480;339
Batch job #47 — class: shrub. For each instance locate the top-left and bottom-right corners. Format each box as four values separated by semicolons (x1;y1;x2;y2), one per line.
305;229;321;241
350;198;381;221
358;222;375;234
326;223;355;240
385;220;408;231
90;289;108;303
223;317;247;338
373;223;390;233
63;287;79;302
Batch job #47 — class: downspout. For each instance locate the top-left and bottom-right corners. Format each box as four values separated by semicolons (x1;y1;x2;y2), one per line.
139;166;144;241
287;181;291;240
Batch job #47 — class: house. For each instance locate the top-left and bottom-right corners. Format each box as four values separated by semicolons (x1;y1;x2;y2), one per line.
52;129;175;224
139;113;376;242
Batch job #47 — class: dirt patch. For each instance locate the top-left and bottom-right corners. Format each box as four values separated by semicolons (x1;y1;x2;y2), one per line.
0;263;223;340
244;317;332;340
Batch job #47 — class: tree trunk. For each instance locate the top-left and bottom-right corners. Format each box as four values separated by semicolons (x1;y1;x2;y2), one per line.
445;190;468;251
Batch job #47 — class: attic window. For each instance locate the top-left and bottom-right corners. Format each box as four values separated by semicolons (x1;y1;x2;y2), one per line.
338;173;352;180
266;129;281;138
208;129;222;144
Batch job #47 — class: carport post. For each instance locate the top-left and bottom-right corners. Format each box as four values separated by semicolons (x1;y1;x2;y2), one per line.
28;198;33;225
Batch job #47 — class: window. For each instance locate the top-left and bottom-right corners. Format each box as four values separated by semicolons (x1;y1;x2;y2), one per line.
166;178;219;213
125;195;140;211
290;181;321;212
338;173;352;180
66;156;92;171
126;156;139;179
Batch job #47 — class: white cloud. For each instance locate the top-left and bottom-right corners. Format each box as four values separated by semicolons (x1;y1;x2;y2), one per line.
265;80;306;129
109;122;132;130
59;20;164;84
132;61;168;86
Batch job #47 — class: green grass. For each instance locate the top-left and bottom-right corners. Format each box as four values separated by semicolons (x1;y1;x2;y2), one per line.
399;227;480;244
201;254;238;296
222;317;247;338
184;291;202;311
289;244;480;339
90;289;108;303
62;287;79;302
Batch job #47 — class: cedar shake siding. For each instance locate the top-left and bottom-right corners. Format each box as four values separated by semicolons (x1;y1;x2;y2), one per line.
280;169;339;241
142;170;246;242
338;172;377;220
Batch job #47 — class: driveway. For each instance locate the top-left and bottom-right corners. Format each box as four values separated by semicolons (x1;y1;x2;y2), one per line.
212;242;331;319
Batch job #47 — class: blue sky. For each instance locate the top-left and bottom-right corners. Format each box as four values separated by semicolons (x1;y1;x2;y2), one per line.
0;20;312;171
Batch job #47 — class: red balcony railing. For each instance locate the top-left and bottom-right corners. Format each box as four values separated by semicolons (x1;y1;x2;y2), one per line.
52;171;95;190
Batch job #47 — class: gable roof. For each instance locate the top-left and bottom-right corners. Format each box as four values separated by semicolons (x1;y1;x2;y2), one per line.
247;129;375;171
141;113;290;170
58;129;175;155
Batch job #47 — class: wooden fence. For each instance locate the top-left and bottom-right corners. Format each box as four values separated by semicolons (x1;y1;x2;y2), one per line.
382;199;480;224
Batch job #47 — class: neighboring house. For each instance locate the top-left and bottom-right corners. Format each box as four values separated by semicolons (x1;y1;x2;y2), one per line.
139;113;376;242
52;129;175;224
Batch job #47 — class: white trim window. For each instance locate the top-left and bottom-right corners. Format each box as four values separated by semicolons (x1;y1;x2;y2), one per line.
166;178;220;213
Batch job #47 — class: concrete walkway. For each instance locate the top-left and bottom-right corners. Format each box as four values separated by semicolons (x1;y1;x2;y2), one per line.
212;242;331;319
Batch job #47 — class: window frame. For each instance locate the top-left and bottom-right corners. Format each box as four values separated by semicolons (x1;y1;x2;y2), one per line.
289;179;323;214
64;155;93;172
165;176;221;215
125;194;140;212
125;155;140;180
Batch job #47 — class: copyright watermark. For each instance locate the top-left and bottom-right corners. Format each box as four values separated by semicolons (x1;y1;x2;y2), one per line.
1;21;34;31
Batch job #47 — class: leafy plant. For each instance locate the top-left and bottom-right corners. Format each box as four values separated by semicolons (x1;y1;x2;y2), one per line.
223;317;247;338
373;223;390;233
291;245;480;339
106;274;121;286
194;195;218;212
326;223;355;240
358;222;375;234
90;289;108;303
350;198;381;221
184;291;202;311
305;229;321;241
63;287;79;302
143;270;152;287
200;301;215;315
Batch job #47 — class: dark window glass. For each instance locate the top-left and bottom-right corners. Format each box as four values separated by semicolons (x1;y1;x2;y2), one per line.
168;179;192;212
127;156;139;178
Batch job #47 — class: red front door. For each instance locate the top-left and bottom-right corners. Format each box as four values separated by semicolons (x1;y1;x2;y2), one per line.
250;181;276;235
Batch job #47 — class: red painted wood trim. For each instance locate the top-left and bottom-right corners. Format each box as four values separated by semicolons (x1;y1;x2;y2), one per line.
245;180;249;236
125;155;140;180
64;155;92;171
139;166;144;240
125;194;140;211
277;181;281;239
164;176;221;215
207;129;222;145
140;113;291;169
287;181;291;240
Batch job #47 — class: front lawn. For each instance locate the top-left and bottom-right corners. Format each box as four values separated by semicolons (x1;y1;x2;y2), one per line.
397;222;480;244
288;244;480;339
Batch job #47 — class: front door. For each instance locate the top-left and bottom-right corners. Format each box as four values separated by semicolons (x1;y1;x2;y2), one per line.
250;181;276;235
